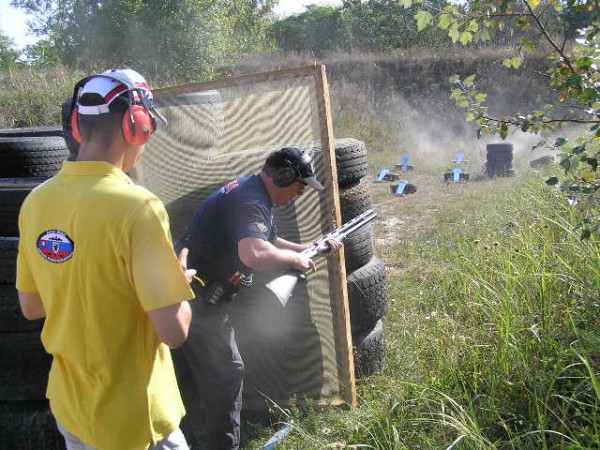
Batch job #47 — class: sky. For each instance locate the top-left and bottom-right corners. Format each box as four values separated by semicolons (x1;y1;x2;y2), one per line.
0;0;344;50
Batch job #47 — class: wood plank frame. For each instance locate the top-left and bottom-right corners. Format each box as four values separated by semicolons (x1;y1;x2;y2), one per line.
154;65;357;406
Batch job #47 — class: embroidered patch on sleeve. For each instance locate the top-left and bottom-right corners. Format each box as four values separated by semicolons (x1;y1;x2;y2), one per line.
254;222;268;233
37;230;75;263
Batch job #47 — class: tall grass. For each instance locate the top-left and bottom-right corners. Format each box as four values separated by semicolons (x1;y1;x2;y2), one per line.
0;65;84;128
243;171;599;449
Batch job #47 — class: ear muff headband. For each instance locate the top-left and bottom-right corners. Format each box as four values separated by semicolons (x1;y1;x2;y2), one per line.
68;73;159;145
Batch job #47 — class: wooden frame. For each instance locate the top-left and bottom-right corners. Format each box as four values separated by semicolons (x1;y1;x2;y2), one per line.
152;65;357;406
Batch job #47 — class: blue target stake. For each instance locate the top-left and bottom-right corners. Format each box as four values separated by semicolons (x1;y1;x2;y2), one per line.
262;423;294;450
375;169;390;182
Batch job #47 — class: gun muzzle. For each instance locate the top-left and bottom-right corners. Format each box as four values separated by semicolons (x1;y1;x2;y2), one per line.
265;270;305;307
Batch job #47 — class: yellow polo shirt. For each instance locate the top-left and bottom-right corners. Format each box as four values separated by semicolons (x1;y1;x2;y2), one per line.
16;161;194;450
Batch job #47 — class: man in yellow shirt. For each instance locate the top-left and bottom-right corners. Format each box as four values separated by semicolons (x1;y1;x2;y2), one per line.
16;68;196;450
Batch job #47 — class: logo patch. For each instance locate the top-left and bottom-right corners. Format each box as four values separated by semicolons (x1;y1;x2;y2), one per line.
37;230;75;263
221;179;240;194
254;222;268;233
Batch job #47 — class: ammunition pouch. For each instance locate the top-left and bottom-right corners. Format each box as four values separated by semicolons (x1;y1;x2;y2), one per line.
192;277;239;308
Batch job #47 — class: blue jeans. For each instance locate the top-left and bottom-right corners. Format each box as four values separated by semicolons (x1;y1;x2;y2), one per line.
57;422;189;450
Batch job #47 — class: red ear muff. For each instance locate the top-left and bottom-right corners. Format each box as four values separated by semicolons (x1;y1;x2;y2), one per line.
122;105;154;146
70;108;83;144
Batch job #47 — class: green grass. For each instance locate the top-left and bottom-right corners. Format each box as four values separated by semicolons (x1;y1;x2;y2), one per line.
1;60;597;450
242;166;600;449
0;65;84;128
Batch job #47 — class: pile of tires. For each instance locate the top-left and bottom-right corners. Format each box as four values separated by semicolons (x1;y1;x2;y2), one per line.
486;143;514;177
0;127;69;449
334;138;389;378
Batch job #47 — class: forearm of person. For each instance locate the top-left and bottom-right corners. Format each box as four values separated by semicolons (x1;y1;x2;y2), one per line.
273;236;309;253
17;290;46;320
147;300;192;349
239;237;306;271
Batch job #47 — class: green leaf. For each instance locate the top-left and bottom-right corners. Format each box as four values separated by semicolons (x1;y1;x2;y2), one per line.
546;176;559;185
448;74;460;84
465;20;479;33
399;0;413;8
480;29;492;41
459;31;473;45
580;88;599;103
415;10;433;31
475;93;488;103
448;24;460;43
438;13;452;30
511;56;522;69
522;39;537;52
575;56;593;70
502;58;512;68
565;73;583;89
463;75;476;87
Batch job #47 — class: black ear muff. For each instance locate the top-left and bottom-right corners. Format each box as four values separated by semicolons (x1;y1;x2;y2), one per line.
273;166;298;187
122;104;155;146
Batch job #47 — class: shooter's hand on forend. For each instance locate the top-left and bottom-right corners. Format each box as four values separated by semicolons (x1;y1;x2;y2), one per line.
322;237;343;257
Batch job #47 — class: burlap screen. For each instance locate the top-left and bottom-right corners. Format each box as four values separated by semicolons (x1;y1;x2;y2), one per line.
135;65;356;408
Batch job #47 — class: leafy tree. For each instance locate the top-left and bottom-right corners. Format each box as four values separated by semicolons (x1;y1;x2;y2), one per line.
271;0;449;54
341;0;448;51
272;5;344;55
24;38;62;68
406;0;600;237
11;0;276;82
0;31;21;70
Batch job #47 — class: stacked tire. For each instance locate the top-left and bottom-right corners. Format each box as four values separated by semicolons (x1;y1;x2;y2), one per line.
486;143;514;177
334;138;389;378
0;128;69;449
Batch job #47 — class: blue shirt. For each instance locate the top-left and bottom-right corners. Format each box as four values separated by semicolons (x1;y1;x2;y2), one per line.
177;174;277;286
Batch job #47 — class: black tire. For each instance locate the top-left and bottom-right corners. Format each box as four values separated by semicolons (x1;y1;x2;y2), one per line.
530;155;555;168
0;126;63;138
486;143;513;164
353;320;385;378
0;400;65;450
339;178;372;223
334;138;368;187
0;285;43;333
0;332;51;401
0;178;45;237
486;143;513;155
343;223;375;272
347;257;389;333
0;237;19;285
486;162;514;177
0;136;68;178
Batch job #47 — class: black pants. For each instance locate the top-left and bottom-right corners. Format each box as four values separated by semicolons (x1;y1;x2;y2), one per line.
172;300;244;450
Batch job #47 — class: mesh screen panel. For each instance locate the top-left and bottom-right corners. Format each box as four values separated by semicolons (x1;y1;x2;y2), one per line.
135;65;355;408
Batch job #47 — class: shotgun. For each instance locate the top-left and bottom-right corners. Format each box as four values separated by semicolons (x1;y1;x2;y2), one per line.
266;209;377;306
